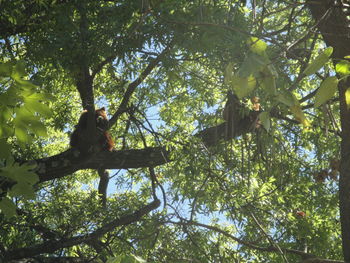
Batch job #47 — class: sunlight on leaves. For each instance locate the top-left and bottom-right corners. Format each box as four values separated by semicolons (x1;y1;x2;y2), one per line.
276;90;296;107
290;104;310;127
238;53;268;77
345;88;350;109
314;76;338;108
259;112;271;131
247;37;267;55
303;47;333;76
336;60;350;76
230;74;256;98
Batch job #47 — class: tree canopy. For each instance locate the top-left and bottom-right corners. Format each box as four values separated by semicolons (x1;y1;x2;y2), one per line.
1;0;350;262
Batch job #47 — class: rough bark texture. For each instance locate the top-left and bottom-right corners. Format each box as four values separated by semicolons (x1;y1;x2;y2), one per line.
306;0;350;261
31;147;170;183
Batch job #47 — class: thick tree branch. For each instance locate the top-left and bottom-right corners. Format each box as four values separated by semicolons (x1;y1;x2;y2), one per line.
28;110;259;183
3;199;160;261
32;147;170;183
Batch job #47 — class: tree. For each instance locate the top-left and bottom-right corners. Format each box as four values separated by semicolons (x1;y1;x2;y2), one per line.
0;0;349;262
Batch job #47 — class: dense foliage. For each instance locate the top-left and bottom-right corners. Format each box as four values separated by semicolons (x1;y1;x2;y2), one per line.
1;0;349;262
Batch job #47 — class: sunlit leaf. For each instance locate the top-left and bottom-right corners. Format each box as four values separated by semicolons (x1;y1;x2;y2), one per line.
16;79;38;90
24;100;52;117
28;119;48;137
14;123;30;143
15;107;34;123
230;74;256;98
261;66;277;95
345;88;350;109
11;61;26;81
303;47;333;76
121;255;136;263
336;60;350;76
247;37;267;55
132;255;147;263
276;90;297;107
314;76;338;107
290;105;310;127
1;161;38;192
0;87;19;106
238;53;268;77
259;112;271;131
106;257;121;263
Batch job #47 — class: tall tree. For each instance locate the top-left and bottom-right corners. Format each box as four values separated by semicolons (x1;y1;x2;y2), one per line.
0;0;349;262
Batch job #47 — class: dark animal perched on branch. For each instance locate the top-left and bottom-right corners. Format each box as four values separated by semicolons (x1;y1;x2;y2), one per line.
198;91;262;147
70;107;114;207
222;91;242;137
70;107;114;152
222;91;261;136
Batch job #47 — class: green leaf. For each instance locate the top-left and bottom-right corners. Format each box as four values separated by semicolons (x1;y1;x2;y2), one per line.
336;60;350;76
290;104;310;127
28;119;48;137
11;61;26;81
261;66;277;95
345;88;350;109
0;197;17;218
0;123;13;138
262;76;276;95
14;123;31;143
0;106;13;121
11;182;36;199
230;74;256;98
0;86;20;106
121;255;136;263
106;257;121;263
224;62;234;85
238;53;268;77
1;161;38;200
0;139;11;159
132;255;147;263
247;37;267;55
276;90;297;107
303;47;333;76
24;100;52;117
314;76;338;107
16;79;38;90
0;62;14;77
14;107;36;127
259;112;271;131
1;161;38;184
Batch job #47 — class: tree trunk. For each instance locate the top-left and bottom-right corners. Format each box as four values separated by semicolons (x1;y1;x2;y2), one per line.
307;0;350;261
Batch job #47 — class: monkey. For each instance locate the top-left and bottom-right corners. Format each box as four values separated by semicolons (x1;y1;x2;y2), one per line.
222;92;262;137
223;91;242;137
70;107;114;207
70;107;114;152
